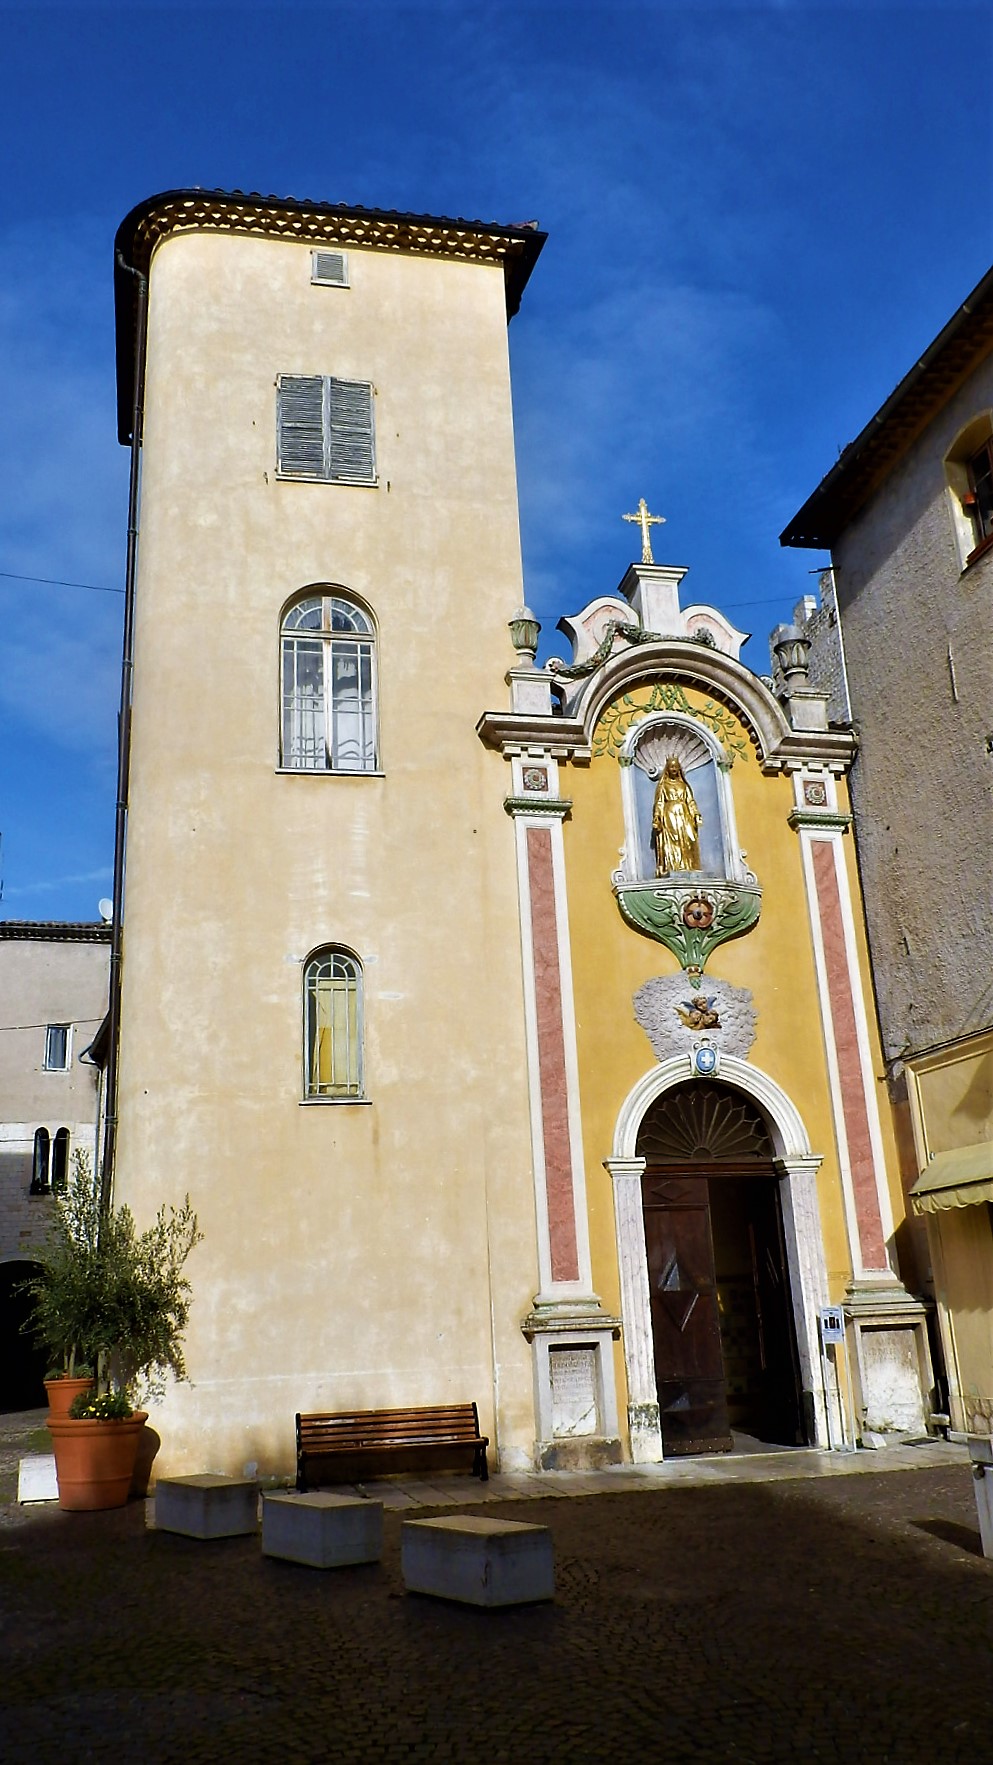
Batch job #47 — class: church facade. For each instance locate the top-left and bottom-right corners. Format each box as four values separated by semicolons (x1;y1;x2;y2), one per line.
110;188;934;1479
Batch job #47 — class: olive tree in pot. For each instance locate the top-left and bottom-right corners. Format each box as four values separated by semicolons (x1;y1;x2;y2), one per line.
24;1149;202;1509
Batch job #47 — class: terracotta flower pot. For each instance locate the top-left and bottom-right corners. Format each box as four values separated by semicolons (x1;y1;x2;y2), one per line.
44;1375;95;1419
47;1412;149;1511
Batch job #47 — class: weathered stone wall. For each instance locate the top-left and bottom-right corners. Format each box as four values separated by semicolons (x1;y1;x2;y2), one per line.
769;572;851;727
831;356;993;1062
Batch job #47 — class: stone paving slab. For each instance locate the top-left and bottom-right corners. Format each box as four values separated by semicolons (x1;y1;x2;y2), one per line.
335;1439;967;1509
0;1412;986;1764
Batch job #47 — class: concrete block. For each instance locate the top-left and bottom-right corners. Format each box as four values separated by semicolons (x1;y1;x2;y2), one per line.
973;1469;993;1560
18;1455;58;1504
401;1515;554;1607
262;1492;383;1568
155;1474;258;1539
968;1441;993;1559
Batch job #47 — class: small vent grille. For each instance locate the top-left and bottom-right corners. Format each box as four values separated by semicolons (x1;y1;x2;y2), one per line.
311;250;348;287
637;1082;773;1163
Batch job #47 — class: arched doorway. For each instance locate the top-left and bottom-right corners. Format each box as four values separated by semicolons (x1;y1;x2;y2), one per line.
637;1082;805;1455
0;1260;47;1411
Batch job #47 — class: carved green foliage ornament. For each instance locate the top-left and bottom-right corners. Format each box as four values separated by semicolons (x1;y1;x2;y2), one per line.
613;879;762;982
593;683;750;767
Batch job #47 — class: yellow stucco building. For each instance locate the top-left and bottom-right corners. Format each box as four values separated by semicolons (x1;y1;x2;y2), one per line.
110;189;934;1479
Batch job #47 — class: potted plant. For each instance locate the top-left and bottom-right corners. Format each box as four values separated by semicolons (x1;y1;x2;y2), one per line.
43;1364;96;1420
23;1149;201;1510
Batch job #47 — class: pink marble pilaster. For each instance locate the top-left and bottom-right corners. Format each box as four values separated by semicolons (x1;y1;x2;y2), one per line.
811;840;888;1271
526;825;580;1284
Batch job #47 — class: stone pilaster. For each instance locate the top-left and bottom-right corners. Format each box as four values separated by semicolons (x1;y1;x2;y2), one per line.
505;755;621;1466
603;1155;663;1462
792;768;932;1436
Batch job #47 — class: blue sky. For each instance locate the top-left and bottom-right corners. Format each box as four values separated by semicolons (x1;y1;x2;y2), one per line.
1;1;991;922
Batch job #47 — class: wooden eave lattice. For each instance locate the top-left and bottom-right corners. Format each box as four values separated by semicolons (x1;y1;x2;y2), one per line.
114;188;545;443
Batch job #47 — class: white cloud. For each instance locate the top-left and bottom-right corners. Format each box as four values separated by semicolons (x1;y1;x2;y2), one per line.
3;866;113;900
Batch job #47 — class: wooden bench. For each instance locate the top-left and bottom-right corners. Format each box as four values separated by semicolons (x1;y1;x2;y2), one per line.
295;1403;489;1491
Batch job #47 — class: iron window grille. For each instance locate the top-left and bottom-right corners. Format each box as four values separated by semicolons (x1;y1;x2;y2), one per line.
304;950;363;1099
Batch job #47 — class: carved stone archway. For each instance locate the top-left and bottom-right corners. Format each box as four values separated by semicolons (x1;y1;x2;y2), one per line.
604;1055;830;1461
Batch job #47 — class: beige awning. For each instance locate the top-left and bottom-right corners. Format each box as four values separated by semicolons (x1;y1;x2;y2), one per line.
910;1142;993;1214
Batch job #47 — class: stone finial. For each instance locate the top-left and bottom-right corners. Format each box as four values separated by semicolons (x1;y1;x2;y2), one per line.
772;624;812;690
509;606;540;665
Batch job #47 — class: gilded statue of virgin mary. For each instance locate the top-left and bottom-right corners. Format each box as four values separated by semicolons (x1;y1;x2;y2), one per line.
652;756;703;873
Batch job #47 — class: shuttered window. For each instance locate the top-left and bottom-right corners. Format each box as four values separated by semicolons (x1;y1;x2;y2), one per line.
276;375;376;483
311;250;348;287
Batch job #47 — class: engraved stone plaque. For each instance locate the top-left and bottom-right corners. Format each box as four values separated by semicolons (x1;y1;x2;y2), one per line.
549;1346;598;1437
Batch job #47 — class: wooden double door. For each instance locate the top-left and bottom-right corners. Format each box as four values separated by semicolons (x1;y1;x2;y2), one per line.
642;1165;805;1455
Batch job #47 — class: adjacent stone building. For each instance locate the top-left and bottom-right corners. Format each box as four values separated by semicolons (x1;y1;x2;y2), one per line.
782;263;993;1437
0;921;110;1407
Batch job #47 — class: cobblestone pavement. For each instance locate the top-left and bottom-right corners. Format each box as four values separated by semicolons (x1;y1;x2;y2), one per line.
1;1411;990;1765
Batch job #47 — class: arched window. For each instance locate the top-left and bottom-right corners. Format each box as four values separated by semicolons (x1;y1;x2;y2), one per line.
281;593;377;772
944;414;993;567
30;1128;50;1195
51;1128;70;1193
303;949;364;1098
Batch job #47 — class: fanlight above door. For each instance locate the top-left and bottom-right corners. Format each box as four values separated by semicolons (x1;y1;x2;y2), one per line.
637;1082;774;1164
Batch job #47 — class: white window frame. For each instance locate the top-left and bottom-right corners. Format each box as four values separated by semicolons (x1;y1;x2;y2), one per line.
276;374;377;484
279;592;379;774
303;948;365;1101
44;1024;71;1071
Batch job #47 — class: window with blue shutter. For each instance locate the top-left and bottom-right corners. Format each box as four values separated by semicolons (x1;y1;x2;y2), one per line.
276;375;376;483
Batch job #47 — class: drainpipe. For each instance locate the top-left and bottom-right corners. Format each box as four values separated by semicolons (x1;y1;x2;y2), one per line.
100;252;147;1217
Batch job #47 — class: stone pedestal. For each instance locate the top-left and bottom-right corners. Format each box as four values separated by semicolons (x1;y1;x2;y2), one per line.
523;1304;622;1470
401;1516;554;1607
155;1474;258;1538
262;1492;383;1568
845;1279;933;1438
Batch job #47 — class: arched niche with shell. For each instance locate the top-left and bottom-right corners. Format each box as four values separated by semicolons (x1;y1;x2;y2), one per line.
612;712;761;978
614;712;749;886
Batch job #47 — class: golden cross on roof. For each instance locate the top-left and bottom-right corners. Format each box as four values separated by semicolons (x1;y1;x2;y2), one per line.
623;497;666;565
